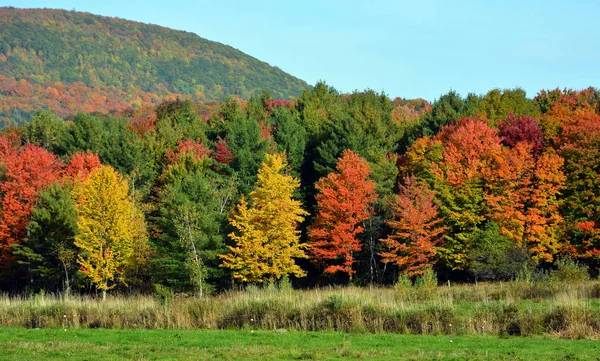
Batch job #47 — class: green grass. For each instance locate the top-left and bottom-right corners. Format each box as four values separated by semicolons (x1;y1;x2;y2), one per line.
1;328;599;360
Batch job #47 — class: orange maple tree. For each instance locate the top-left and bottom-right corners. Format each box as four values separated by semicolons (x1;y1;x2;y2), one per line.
380;176;446;276
308;149;377;279
63;151;103;182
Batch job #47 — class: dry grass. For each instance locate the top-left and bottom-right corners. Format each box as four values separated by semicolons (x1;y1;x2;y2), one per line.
1;280;599;338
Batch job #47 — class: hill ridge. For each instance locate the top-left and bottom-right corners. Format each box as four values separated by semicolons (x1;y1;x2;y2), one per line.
0;7;309;125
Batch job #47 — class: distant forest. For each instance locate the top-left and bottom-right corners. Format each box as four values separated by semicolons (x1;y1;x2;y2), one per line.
1;82;599;296
0;7;309;126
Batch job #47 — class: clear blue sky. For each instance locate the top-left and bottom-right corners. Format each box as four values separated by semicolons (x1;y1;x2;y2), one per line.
3;0;599;101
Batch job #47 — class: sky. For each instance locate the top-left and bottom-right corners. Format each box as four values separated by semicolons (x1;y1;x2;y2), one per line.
2;0;600;101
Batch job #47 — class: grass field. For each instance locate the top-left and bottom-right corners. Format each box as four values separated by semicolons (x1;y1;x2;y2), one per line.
1;328;599;360
2;280;600;339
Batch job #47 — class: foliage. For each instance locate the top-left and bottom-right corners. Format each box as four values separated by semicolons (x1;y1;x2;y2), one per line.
550;258;590;282
309;150;377;279
380;176;446;276
498;113;545;157
469;223;531;281
0;8;308;125
0;141;62;276
152;142;232;294
12;182;79;292
73;166;148;297
220;153;307;283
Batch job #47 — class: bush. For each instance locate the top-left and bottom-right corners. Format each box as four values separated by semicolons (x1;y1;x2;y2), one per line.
469;223;531;281
415;268;437;290
551;258;589;282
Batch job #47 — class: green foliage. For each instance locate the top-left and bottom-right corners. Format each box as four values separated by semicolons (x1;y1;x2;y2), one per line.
12;183;79;292
414;267;438;290
66;114;157;198
226;115;270;196
474;88;540;124
551;258;590;283
415;90;470;139
152;156;233;293
24;111;69;155
0;8;308;102
270;106;307;178
469;223;531;281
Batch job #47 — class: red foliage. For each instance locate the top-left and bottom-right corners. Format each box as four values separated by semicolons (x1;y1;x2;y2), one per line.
166;139;211;164
380;176;446;276
259;119;272;140
64;152;102;181
264;99;292;115
214;136;233;165
309;149;378;278
0;142;62;268
435;117;503;185
128;109;157;137
499;113;545;157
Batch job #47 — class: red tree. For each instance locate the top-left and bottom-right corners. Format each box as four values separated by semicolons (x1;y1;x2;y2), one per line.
64;151;102;181
499;113;545;157
0;142;62;269
165;138;211;164
380;176;446;276
214;136;233;165
308;149;377;280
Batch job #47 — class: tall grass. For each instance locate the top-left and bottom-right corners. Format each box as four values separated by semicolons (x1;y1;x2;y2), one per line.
1;280;599;339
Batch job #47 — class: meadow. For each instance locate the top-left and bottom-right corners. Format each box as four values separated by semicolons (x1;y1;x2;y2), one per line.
1;328;600;360
2;278;599;339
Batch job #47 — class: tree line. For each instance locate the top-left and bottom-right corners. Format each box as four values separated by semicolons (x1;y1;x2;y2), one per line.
0;83;599;295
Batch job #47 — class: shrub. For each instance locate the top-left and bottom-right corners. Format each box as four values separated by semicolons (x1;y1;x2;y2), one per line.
551;258;589;283
469;223;531;281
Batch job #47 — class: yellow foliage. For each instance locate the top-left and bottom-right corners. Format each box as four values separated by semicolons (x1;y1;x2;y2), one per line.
220;153;307;283
73;165;148;294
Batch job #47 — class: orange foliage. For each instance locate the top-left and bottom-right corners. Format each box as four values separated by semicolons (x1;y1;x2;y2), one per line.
309;150;378;278
380;176;446;276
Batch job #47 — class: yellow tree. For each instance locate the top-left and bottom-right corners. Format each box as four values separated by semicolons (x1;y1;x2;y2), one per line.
73;165;148;299
220;153;308;283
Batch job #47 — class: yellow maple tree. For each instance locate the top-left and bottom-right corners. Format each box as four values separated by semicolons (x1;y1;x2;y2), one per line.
73;165;148;299
220;153;307;283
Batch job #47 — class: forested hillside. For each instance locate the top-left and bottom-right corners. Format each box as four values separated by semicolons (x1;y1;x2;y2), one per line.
0;7;309;126
1;82;599;295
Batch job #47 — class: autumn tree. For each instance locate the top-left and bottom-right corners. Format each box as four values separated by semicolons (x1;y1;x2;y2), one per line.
74;165;148;299
220;153;307;283
63;151;102;181
554;109;600;259
380;176;446;277
401;117;503;270
483;142;565;262
0;141;62;280
309;149;377;280
498;113;545;157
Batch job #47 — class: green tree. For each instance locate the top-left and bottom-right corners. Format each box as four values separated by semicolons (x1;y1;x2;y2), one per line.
152;150;234;294
227;115;270;195
24;110;69;155
12;183;79;293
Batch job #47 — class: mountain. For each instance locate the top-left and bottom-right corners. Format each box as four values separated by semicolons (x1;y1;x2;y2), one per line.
0;7;309;126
